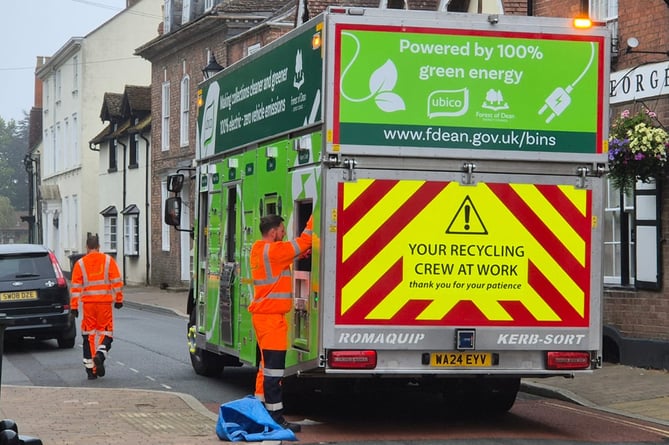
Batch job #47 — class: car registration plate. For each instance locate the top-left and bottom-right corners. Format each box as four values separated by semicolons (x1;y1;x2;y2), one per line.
0;290;38;301
431;352;492;367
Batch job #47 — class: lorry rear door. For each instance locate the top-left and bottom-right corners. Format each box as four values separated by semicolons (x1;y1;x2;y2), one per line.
321;166;603;375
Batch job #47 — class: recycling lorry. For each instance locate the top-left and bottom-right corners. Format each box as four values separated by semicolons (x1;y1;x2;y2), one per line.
165;6;610;412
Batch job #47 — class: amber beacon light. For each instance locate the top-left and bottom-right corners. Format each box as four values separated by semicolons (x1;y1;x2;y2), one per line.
572;17;593;29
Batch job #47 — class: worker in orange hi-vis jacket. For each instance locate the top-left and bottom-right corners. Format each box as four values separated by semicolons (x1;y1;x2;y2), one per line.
70;234;124;380
249;214;313;433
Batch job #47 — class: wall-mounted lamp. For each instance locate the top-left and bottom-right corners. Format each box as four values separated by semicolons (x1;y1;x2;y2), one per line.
626;37;669;56
202;53;224;80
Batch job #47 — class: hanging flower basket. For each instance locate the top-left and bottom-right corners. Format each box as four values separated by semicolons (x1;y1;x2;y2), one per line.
607;109;669;193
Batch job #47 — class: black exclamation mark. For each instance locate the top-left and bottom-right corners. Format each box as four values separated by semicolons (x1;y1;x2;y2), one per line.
464;205;470;230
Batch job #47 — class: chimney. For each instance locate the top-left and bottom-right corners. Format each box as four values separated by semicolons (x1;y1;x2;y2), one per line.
29;56;47;149
33;56;47;109
127;0;141;7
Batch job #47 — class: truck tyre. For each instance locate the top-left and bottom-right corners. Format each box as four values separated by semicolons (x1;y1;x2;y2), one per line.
443;377;519;415
479;377;520;414
187;311;224;377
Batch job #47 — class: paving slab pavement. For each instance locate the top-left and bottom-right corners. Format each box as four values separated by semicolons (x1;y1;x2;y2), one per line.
1;285;668;443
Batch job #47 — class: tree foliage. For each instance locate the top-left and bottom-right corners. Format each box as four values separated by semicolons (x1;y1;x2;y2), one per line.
0;115;29;211
0;196;16;228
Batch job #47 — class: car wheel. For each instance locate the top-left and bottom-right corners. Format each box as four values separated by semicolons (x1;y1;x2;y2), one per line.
57;323;77;349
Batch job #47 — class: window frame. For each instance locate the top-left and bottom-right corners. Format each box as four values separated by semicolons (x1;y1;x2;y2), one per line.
101;206;118;253
180;75;190;147
122;205;140;257
162;81;171;151
108;138;117;172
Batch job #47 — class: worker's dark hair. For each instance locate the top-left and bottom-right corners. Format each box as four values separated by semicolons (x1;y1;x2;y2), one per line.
86;234;100;250
259;214;284;235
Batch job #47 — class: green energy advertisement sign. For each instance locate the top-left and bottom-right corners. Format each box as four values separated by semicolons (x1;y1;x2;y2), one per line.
333;25;605;154
197;25;323;158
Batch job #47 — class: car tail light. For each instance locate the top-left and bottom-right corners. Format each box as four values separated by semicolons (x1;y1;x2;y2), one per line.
328;350;377;369
546;351;591;370
48;251;67;287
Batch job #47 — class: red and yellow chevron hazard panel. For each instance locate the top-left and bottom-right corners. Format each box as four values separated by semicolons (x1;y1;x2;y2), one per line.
335;179;592;327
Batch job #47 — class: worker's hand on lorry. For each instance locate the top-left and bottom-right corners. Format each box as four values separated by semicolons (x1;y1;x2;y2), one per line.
299;248;312;259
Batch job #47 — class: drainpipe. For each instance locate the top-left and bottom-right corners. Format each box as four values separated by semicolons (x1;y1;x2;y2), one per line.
117;138;127;285
140;132;151;285
34;155;42;244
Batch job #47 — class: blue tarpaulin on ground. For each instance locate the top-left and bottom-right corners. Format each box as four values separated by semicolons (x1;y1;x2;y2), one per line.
216;395;297;442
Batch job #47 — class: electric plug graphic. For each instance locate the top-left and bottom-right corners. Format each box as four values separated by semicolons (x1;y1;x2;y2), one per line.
538;85;573;123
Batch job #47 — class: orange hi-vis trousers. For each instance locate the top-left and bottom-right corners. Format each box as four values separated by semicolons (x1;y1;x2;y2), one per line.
252;313;288;415
81;302;114;374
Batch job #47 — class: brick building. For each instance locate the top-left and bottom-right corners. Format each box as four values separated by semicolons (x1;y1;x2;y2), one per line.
535;0;669;370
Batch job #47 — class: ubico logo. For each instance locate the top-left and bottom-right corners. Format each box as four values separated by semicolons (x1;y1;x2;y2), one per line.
497;333;586;345
430;97;463;108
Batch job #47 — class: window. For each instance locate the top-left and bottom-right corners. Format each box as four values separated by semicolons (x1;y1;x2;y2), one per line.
63;197;70;249
162;82;171;151
100;206;118;252
64;118;70;168
604;179;635;286
162;180;170;251
72;195;78;250
604;177;662;289
72;55;79;92
247;43;261;56
182;0;191;24
590;0;618;55
72;113;79;166
122;205;140;256
108;137;117;171
180;76;190;146
55;69;62;103
129;130;139;168
55;123;62;172
590;0;618;20
164;0;172;33
205;0;214;10
44;79;50;111
50;127;56;174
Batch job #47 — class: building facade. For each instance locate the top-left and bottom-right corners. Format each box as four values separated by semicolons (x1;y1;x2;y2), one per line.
89;86;152;285
36;0;161;274
534;0;669;370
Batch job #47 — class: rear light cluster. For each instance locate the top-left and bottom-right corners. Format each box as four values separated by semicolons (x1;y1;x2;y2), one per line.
48;251;68;287
328;350;377;369
546;351;591;370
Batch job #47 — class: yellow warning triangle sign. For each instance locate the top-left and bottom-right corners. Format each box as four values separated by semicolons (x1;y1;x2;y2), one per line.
446;196;487;235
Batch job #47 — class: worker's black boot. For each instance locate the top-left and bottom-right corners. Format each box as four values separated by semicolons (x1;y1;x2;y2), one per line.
272;414;301;433
93;352;105;377
86;368;97;380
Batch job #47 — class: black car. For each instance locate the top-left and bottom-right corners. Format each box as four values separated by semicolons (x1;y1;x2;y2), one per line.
0;244;76;348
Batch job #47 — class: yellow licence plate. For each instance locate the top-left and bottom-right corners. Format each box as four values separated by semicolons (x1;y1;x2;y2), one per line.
431;352;492;367
0;290;38;302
